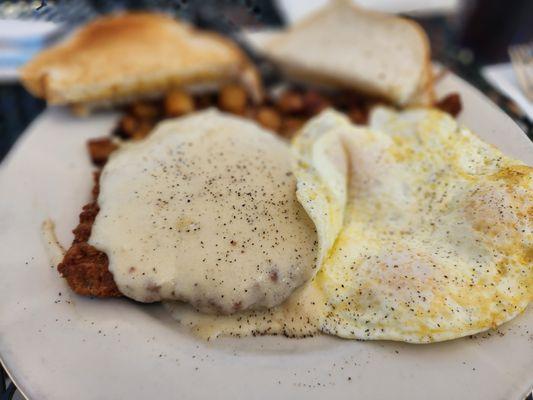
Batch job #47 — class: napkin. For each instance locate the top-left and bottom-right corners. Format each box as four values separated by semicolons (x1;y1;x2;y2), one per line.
0;19;62;82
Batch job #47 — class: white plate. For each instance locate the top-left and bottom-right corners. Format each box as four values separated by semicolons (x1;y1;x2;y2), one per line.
0;72;532;400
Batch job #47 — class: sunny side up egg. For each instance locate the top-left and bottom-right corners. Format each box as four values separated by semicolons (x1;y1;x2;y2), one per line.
165;107;532;343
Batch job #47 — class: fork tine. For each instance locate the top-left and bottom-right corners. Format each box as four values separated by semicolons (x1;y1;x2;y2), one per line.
518;46;532;64
509;43;533;101
519;45;533;88
515;47;530;67
509;48;526;81
521;45;533;83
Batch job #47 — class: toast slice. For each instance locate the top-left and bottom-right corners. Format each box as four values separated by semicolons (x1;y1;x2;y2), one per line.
20;13;262;114
261;0;433;106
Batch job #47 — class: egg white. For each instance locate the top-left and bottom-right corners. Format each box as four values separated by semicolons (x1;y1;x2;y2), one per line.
312;108;532;342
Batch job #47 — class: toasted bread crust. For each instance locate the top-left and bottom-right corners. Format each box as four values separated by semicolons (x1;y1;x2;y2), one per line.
401;17;434;106
20;13;262;109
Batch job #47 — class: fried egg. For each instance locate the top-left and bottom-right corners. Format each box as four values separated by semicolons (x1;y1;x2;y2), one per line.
166;107;532;342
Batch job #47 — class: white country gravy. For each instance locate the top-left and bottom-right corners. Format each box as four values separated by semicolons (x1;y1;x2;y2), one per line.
89;110;318;314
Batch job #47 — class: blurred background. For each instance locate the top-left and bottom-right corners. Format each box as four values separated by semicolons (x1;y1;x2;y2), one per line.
0;0;532;162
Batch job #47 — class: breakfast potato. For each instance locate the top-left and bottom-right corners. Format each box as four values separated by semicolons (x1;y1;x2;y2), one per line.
218;84;248;114
277;90;305;114
281;117;306;137
131;121;155;140
303;90;331;115
347;107;367;124
164;90;195;117
87;137;118;165
130;101;160;119
255;107;282;132
118;115;138;137
435;93;462;117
